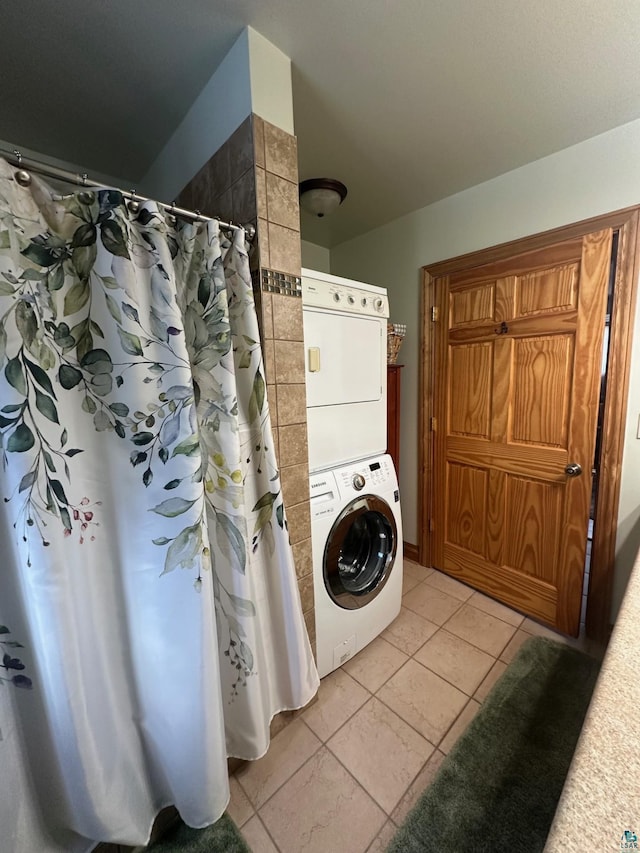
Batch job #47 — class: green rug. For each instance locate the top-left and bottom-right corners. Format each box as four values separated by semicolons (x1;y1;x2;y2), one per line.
146;813;250;853
388;636;600;853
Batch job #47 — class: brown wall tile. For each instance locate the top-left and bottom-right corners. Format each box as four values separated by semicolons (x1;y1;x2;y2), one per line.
262;338;275;383
215;186;234;224
266;172;300;231
264;121;299;183
208;145;231;196
227;117;254;186
272;293;304;341
298;572;314;613
287;500;311;544
261;291;274;340
267;383;277;427
274;340;305;384
292;537;313;580
268;222;302;276
278;423;308;465
231;169;257;225
252;114;266;169
304;608;316;647
257;218;270;268
281;462;310;509
277;383;307;425
255;167;267;220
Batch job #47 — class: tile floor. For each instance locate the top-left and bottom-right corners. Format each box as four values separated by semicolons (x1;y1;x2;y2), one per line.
227;560;603;853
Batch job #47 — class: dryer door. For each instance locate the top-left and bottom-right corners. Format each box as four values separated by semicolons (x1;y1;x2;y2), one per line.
323;494;398;610
303;308;383;407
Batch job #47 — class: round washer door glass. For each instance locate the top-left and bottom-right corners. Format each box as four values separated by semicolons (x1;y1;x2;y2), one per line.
323;494;398;610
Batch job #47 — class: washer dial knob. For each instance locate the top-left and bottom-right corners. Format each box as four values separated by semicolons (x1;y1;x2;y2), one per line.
352;473;366;491
333;292;341;302
374;297;384;312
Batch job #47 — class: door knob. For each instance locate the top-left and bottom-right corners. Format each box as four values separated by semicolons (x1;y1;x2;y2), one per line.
565;463;582;477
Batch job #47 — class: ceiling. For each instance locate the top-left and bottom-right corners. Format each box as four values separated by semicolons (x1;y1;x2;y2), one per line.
2;1;640;248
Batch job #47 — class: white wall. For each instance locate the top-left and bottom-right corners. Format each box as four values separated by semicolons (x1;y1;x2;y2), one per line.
301;240;331;273
247;28;294;135
140;29;252;200
331;116;640;619
141;27;294;202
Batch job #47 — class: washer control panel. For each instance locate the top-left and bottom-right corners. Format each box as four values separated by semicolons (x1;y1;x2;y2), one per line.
337;456;394;495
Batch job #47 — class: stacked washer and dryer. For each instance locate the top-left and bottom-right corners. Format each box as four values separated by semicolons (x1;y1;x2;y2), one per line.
302;268;403;678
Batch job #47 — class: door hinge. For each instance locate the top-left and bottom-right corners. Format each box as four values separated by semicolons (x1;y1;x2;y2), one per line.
431;306;439;322
430;416;437;432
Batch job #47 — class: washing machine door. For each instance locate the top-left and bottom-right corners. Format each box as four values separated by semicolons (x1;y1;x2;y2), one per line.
323;494;398;610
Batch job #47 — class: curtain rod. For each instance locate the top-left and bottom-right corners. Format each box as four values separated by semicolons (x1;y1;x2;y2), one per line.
0;148;256;241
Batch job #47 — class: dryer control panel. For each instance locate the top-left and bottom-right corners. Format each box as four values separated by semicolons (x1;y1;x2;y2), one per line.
302;270;389;319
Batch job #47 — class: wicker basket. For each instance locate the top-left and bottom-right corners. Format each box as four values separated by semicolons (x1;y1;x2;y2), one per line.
387;322;405;364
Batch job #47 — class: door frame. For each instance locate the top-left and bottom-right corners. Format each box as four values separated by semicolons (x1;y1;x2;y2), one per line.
419;206;640;641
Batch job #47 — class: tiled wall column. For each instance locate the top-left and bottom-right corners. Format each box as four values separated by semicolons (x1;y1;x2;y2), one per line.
179;115;315;653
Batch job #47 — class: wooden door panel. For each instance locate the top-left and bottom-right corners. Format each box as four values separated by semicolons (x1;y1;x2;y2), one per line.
449;344;492;437
516;264;578;316
510;335;573;447
504;476;562;582
433;228;612;635
450;283;496;327
446;463;487;556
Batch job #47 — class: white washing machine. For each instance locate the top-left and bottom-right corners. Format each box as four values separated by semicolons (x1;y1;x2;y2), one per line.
311;453;403;678
302;268;389;473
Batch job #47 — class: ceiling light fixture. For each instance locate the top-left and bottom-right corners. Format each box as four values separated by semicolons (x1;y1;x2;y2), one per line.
299;178;347;218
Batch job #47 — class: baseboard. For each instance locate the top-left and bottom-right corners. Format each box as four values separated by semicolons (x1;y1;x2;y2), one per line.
403;541;419;562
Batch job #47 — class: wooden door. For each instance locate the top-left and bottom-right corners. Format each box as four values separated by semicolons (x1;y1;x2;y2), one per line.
431;229;612;635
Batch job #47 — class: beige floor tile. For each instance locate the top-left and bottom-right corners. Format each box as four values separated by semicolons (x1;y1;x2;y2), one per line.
227;775;254;828
439;699;481;754
467;590;525;627
391;749;446;826
381;607;439;656
260;747;386;853
327;697;433;814
403;560;433;582
473;659;508;703
342;636;408;692
241;815;279;852
521;617;568;640
402;573;421;595
500;628;533;663
413;629;494;695
444;604;517;656
367;819;398;852
236;718;321;808
424;570;475;602
302;668;369;742
377;659;468;745
402;583;462;626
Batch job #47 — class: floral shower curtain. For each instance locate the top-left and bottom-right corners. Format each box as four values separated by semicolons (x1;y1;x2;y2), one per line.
0;158;318;851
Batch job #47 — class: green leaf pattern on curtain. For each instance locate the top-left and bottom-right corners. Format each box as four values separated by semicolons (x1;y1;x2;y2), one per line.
0;162;286;697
